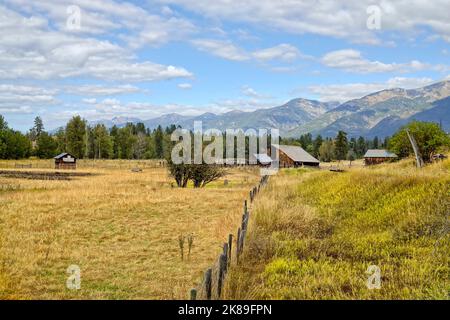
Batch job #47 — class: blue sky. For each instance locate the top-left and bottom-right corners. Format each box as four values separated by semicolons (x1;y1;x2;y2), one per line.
1;0;449;131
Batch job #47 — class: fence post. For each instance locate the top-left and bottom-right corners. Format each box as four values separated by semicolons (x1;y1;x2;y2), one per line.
223;243;228;272
217;253;227;297
204;268;212;300
190;288;197;300
228;234;233;266
236;228;241;262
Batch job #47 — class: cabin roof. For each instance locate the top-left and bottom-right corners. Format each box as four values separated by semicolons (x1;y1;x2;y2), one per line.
272;144;320;163
254;153;272;164
54;152;76;160
364;149;398;158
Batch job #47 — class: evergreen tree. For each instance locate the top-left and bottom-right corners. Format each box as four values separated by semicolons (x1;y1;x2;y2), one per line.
65;116;87;158
154;125;164;159
334;131;349;161
312;135;323;158
36;132;57;158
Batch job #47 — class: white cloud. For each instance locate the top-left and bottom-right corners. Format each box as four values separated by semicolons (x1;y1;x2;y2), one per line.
160;0;450;44
178;83;193;89
321;49;431;74
0;84;58;114
66;84;140;96
192;39;303;64
241;85;271;99
252;44;300;62
192;39;249;61
0;5;193;82
307;77;435;102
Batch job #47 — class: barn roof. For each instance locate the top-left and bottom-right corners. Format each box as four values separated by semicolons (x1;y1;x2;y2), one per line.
364;149;398;158
254;153;272;164
272;144;320;164
54;152;76;159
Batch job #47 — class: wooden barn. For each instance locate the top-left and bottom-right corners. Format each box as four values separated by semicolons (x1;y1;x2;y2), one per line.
54;153;77;170
364;149;398;165
271;144;320;168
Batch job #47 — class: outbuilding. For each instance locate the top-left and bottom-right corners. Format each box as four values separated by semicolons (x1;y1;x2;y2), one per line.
364;149;398;165
54;153;77;170
271;144;320;167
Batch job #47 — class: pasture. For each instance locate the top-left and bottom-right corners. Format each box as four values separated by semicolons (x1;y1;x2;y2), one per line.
0;160;260;299
224;158;450;299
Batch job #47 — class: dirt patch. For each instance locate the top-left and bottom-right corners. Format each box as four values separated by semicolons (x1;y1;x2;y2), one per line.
0;170;95;181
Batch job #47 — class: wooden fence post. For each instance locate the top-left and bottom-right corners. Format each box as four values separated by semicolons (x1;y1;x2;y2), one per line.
223;243;228;272
236;228;241;262
217;253;227;297
204;268;212;300
228;234;233;266
190;288;197;300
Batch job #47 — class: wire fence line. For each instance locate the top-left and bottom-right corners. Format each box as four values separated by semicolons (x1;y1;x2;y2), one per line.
189;175;270;300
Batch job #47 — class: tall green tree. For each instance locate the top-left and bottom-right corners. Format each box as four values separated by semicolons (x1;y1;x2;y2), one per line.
319;140;335;162
154;125;164;159
312;135;323;158
334;131;349;161
388;121;450;161
65;116;87;158
36;132;57;158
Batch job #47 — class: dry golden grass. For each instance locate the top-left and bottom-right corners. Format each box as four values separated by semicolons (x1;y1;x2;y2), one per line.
0;160;259;299
224;158;450;300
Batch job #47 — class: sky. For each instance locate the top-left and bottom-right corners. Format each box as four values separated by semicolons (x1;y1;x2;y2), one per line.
1;0;450;131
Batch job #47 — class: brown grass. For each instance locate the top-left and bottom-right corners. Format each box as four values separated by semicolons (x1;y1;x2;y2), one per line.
0;160;259;299
224;158;450;300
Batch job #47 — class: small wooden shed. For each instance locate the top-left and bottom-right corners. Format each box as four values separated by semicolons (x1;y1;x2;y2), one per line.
54;153;77;170
364;149;398;165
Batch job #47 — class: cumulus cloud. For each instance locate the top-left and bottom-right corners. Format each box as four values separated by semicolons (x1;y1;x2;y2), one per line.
66;84;140;96
0;5;193;82
0;84;58;114
307;77;435;102
192;39;303;64
321;49;434;74
159;0;450;44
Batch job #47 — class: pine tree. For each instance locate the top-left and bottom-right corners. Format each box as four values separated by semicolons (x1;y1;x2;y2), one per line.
334;131;349;161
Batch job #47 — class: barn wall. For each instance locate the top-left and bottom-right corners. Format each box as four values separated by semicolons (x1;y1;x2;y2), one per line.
365;157;391;165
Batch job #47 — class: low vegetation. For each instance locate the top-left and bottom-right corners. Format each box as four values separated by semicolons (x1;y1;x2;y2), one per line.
224;158;449;299
0;160;259;299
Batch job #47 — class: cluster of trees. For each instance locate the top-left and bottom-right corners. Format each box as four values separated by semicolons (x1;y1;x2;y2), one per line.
0;115;32;159
1;113;449;165
282;132;389;162
0;115;177;160
388;121;450;162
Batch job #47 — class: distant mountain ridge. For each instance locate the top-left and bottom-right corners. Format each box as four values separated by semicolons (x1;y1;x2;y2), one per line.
89;80;450;138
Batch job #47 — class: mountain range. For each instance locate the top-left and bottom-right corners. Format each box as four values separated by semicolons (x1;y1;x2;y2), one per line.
92;81;450;138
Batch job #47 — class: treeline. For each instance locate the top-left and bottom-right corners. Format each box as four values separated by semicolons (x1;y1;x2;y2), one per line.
281;131;389;162
0;115;176;160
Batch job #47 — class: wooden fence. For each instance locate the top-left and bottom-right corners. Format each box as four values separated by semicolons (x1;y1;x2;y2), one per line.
189;174;270;300
14;163;32;169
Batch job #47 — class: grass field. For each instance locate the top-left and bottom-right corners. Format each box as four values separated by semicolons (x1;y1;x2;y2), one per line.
224;158;450;299
0;160;260;299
